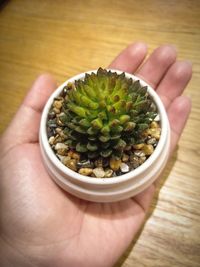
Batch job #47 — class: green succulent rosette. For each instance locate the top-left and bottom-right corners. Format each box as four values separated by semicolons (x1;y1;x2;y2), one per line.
58;68;157;159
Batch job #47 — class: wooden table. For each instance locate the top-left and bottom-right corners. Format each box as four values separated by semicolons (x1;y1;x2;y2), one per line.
0;1;199;266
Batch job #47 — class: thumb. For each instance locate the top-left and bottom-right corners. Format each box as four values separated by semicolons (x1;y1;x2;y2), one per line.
1;74;57;155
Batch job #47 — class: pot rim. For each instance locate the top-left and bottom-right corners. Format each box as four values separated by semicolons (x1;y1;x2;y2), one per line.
40;69;170;185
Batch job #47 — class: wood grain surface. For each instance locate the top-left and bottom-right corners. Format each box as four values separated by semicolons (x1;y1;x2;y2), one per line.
0;1;200;266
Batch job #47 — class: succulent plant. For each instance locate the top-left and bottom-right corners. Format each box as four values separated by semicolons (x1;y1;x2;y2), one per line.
57;68;157;159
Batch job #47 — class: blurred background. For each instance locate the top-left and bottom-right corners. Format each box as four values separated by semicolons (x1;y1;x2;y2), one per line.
0;1;199;266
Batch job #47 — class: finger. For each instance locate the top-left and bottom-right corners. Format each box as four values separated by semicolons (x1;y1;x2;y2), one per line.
108;42;148;73
168;96;191;154
136;45;177;88
1;74;57;153
156;61;192;109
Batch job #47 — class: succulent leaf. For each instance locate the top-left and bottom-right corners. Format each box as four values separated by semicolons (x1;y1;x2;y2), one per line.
100;149;112;158
76;143;88;152
87;142;98;151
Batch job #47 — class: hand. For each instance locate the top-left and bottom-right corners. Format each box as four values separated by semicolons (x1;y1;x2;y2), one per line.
0;43;192;267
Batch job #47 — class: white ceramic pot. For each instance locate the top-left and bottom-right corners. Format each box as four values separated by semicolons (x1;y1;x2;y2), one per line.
39;70;170;202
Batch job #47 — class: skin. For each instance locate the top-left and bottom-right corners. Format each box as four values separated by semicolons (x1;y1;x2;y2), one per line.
0;42;192;267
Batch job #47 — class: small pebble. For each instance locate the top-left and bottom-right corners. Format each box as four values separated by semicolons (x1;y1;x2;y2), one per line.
53;135;63;145
142;129;149;137
109;158;122;171
53;100;63;109
120;163;129;173
104;169;113;178
122;153;129;162
53;107;61;114
142;144;154;155
147;137;157;145
57;118;64;126
48;111;56;119
67;150;73;157
139;156;146;165
154;114;160;121
55;128;62;134
60;156;71;165
153;133;160;140
61;132;68;140
71;152;80;160
130;155;140;168
78;168;93;176
65;159;77;171
93;167;105;178
134;150;145;157
55;143;68;151
133;143;144;149
57;149;68;156
55;143;69;155
77;159;93;168
48;136;55;145
150;121;159;128
149;128;161;140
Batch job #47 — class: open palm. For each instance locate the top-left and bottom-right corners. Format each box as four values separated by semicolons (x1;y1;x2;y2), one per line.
0;43;192;267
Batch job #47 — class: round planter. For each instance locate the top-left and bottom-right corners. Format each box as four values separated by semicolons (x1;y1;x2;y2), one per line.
39;69;170;202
